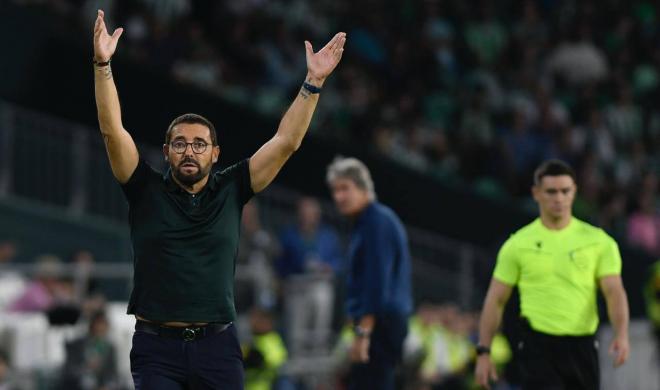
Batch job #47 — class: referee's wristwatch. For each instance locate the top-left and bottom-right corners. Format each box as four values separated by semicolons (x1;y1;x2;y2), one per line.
475;345;491;356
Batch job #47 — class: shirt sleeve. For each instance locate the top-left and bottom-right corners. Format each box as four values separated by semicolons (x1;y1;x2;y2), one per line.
218;159;254;205
493;237;520;286
120;159;155;204
359;217;396;315
596;235;622;278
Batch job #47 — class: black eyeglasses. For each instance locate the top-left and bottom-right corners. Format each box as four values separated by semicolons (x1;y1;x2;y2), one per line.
170;140;209;154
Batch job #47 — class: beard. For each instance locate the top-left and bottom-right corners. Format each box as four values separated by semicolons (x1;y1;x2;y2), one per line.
172;157;210;186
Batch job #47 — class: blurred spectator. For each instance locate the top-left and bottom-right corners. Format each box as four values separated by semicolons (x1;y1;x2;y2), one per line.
605;84;643;147
140;0;190;25
500;108;544;188
598;191;629;238
626;187;660;256
71;250;99;301
8;254;82;324
545;26;609;85
8;254;63;312
645;261;660;363
404;303;511;390
172;40;222;92
583;107;616;167
327;157;412;390
464;4;508;67
404;303;445;388
59;310;119;390
0;241;26;312
276;197;342;355
238;200;279;310
330;325;355;386
0;350;15;390
242;307;287;390
432;304;473;390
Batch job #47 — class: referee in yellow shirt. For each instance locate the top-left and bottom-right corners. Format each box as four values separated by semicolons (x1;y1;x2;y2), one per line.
475;160;630;390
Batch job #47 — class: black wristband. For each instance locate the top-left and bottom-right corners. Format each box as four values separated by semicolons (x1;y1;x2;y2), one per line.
93;57;111;67
476;345;491;355
302;81;322;94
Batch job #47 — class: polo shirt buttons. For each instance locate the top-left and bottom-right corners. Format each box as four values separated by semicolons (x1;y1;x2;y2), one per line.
191;194;199;207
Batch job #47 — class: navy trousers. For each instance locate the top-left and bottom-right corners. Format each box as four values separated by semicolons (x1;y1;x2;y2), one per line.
347;313;408;390
130;324;244;390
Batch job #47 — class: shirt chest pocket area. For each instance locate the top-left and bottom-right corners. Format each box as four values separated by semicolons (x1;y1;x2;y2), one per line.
567;245;599;275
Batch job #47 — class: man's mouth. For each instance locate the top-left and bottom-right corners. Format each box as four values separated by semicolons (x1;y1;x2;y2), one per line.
180;161;199;168
179;161;199;173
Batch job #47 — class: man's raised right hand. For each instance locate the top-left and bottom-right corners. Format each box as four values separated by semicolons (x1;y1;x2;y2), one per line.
93;9;123;63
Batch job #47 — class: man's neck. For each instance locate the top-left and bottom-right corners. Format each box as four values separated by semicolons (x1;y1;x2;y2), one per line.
350;200;373;220
171;173;210;194
539;213;572;230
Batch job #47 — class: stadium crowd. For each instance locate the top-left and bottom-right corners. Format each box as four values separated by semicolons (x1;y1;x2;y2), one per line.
13;0;659;254
3;0;660;388
58;0;660;257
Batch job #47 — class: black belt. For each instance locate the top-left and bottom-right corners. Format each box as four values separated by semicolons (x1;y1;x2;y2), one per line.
135;320;232;342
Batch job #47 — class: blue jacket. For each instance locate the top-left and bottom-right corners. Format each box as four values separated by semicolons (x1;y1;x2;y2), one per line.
346;202;413;320
276;224;343;278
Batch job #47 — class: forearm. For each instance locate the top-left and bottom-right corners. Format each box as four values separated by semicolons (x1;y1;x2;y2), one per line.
606;288;629;337
247;75;324;192
274;74;323;151
93;64;138;182
478;297;505;347
94;64;124;137
248;33;344;192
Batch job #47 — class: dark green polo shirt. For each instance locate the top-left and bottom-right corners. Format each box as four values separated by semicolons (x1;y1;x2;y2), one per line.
120;158;253;323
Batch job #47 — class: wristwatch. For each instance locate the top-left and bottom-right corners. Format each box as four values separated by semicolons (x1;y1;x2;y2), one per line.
353;325;372;338
93;57;111;67
476;345;491;355
302;81;322;94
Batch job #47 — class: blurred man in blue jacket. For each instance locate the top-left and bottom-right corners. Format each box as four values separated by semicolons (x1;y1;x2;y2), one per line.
277;196;343;355
327;157;413;390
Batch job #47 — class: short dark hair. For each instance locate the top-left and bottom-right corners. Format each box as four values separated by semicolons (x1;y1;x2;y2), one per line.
165;113;217;145
534;159;576;185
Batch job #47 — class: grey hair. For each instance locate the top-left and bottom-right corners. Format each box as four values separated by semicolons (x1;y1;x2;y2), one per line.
326;156;376;201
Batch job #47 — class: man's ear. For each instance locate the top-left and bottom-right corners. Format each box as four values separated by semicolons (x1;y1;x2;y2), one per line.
163;144;169;161
213;145;221;164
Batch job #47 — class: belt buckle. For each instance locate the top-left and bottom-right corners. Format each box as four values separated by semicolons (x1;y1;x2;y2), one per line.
182;328;197;342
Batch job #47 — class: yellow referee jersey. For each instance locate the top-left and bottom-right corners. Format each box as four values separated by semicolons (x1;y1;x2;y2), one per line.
493;217;622;336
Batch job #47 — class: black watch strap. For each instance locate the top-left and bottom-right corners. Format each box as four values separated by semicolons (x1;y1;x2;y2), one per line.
93;57;111;67
302;81;322;94
476;345;491;355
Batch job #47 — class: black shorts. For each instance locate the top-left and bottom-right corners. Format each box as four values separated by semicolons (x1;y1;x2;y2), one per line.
518;320;599;390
